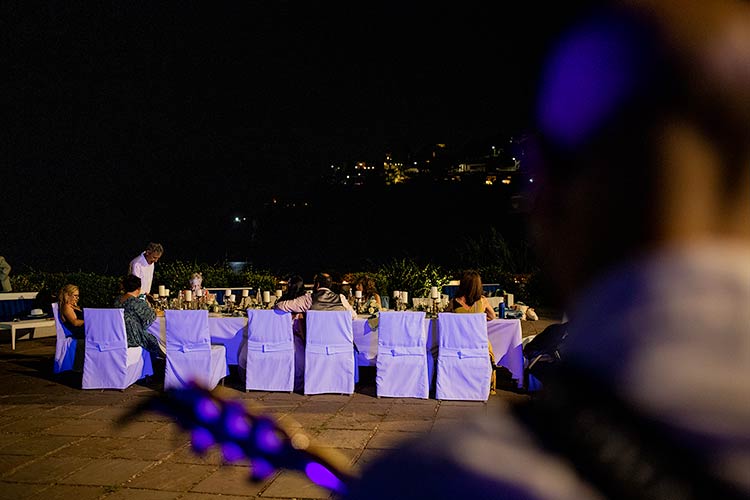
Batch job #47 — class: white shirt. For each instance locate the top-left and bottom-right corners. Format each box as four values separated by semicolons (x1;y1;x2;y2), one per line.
128;253;154;295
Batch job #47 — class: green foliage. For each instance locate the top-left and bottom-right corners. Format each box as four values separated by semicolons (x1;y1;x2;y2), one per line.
153;260;207;293
10;270;120;308
240;267;279;292
8;259;559;309
376;258;451;298
154;261;278;291
456;227;535;275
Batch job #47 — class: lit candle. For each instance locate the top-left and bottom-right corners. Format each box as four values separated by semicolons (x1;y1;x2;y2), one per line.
263;291;271;303
355;290;362;299
153;293;160;299
184;290;192;302
158;285;166;296
393;290;400;298
225;288;232;297
242;289;249;297
275;289;283;298
164;288;170;297
196;289;204;297
228;294;235;303
430;286;439;299
400;291;408;304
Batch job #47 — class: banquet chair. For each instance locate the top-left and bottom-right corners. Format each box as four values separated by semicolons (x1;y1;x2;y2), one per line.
436;312;492;401
52;302;78;374
242;309;295;392
304;310;356;395
164;309;228;391
82;308;153;390
376;311;430;399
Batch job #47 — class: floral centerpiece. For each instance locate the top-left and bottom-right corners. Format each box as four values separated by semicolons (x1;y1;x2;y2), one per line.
357;296;381;329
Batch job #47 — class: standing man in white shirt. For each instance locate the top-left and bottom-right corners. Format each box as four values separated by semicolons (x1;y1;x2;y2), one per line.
128;242;163;299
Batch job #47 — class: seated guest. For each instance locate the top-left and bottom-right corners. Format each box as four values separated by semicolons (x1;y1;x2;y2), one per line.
447;269;497;393
277;274;308;335
275;272;356;318
114;274;165;357
277;274;308;392
58;284;85;340
353;275;382;309
447;270;496;320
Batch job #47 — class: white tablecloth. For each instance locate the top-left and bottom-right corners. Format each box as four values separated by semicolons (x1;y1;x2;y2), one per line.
148;314;524;387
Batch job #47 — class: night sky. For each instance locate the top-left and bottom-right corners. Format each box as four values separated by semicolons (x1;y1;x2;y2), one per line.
3;1;589;276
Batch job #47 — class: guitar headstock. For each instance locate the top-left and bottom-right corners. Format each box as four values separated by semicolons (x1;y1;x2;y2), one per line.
119;383;354;494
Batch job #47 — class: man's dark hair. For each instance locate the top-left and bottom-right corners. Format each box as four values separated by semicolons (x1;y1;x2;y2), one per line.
314;273;332;290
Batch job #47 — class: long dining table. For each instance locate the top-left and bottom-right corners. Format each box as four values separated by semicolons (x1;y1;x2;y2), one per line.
148;312;525;388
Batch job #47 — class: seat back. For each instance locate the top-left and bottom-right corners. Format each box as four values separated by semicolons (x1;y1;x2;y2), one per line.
164;310;214;389
376;311;429;398
436;312;491;401
83;308;152;389
52;302;77;373
304;310;355;395
244;309;295;392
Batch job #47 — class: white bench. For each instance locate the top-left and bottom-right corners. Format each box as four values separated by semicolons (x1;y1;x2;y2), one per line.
0;318;55;350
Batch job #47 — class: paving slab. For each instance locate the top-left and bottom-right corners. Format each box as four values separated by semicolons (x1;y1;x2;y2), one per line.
59;458;155;486
0;480;48;500
29;484;107;500
312;429;373;450
365;430;425;450
126;462;216;491
2;456;93;484
180;492;252;500
190;463;268;496
259;470;331;499
100;488;182;500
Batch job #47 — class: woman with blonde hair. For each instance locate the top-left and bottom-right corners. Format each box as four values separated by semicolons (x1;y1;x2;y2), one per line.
58;284;85;339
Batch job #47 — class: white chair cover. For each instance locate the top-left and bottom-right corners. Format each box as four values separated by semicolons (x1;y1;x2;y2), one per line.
52;302;78;374
82;308;153;390
165;310;227;390
304;310;355;395
243;309;295;392
436;312;491;401
376;311;429;399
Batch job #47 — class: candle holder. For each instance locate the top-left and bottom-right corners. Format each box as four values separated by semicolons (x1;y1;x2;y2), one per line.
224;297;235;315
431;297;441;315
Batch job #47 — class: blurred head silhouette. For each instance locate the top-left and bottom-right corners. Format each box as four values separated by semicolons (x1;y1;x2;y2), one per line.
528;0;750;306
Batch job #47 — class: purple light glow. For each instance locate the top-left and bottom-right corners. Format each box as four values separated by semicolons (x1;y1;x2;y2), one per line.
255;422;283;453
195;397;221;424
224;409;251;439
250;457;275;481
305;462;346;494
191;427;214;454
221;442;246;462
537;14;648;149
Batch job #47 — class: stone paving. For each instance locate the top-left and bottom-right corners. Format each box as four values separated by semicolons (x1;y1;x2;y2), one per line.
0;318;558;499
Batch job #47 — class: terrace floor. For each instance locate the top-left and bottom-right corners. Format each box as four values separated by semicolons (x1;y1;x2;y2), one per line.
0;316;560;500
